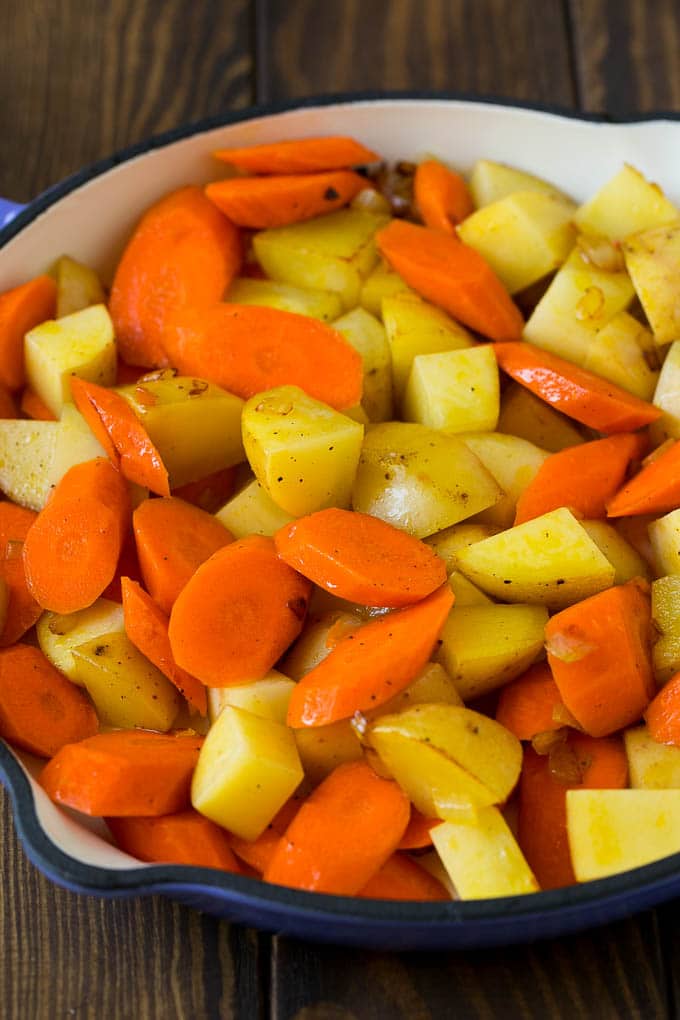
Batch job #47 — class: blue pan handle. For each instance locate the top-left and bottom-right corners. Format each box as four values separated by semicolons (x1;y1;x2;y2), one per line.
0;198;26;229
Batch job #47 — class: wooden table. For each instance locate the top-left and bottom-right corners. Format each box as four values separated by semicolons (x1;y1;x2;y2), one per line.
0;1;678;1016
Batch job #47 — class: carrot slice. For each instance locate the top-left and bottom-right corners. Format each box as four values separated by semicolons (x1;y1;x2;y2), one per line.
607;439;680;518
287;583;455;728
20;387;54;421
0;502;41;646
162;302;363;410
101;531;143;603
40;730;203;817
358;852;449;901
495;663;565;741
645;673;680;745
23;458;130;613
414;159;473;232
229;796;303;874
213;136;380;174
376;218;523;341
397;807;439;850
116;359;147;385
545;580;655;738
133;496;233;615
495;341;661;433
109;186;242;368
169;535;312;686
274;508;447;608
0;644;98;758
171;467;237;514
264;760;410;894
106;810;241;872
205;171;367;229
0;275;57;390
0;385;17;419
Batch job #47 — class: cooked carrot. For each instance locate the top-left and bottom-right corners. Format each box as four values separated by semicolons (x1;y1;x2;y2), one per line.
0;502;42;646
133;496;233;614
40;730;203;816
645;673;680;745
358;852;449;901
116;359;146;385
229;796;303;874
0;275;57;390
274;508;447;608
287;583;454;728
121;576;207;715
101;531;143;603
172;467;237;514
397;807;439;850
414;159;473;232
376;218;523;341
545;579;655;738
0;644;98;758
607;439;680;518
495;341;661;433
514;433;647;525
213;136;380;174
70;377;169;495
106;811;241;872
264;760;410;894
495;663;565;741
162;303;363;410
109;186;242;368
20;387;54;421
23;458;130;613
205;171;367;229
169;535;312;686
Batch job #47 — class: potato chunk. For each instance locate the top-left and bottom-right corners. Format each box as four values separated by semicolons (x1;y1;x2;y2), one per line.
497;383;584;453
651;576;680;683
649;509;680;577
574;164;678;240
583;311;659;400
226;277;343;321
581;520;649;585
424;522;498;575
53;255;106;318
403;346;499;434
459;432;549;530
207;670;296;725
623;220;680;345
37;598;125;684
215;478;295;539
625;725;680;789
469;159;569;208
432;809;538;898
652;341;680;441
332;307;393;422
359;259;413;316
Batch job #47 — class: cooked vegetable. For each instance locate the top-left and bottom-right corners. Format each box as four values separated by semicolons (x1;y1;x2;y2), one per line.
106;811;241;872
205;171;367;228
573;164;677;240
0;274;57;390
495;663;564;741
215;478;295;539
36;597;124;683
53;255;106;318
414;159;473;232
0;502;41;646
403;345;500;434
227;277;343;322
213;136;379;174
207;670;295;726
469;159;567;208
359;852;449;900
625;725;680;788
645;673;680;746
607;438;680;518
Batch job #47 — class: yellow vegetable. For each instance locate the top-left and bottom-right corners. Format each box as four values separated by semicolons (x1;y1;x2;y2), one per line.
448;571;493;607
652;341;680;441
424;522;498;575
651;576;680;683
37;598;125;684
497;382;584;453
469;159;569;208
294;720;363;784
332;307;393;422
625;726;680;789
359;259;413;316
574;164;678;240
459;431;549;530
403;346;500;434
583;311;659;400
226;277;343;321
581;520;650;585
53;255;106;318
623;220;680;345
649;509;680;577
207;670;296;725
432;809;539;898
215;478;295;539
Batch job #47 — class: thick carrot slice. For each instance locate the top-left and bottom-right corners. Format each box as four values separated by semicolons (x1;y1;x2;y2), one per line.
545;580;655;738
264;760;410;894
414;159;473;232
109;186;242;368
116;358;147;385
20;387;54;421
133;496;233;614
287;583;454;728
495;341;661;433
0;385;17;419
70;377;169;495
645;673;680;745
514;433;646;525
607;439;680;518
274;508;447;608
376;218;523;341
101;531;143;603
358;852;449;900
229;796;303;874
121;577;207;715
23;458;130;613
40;730;203;816
213;136;380;174
0;503;41;646
172;467;237;514
495;663;565;741
397;807;439;850
169;535;312;686
106;811;241;872
0;275;57;389
162;303;363;410
205;171;367;229
0;644;98;758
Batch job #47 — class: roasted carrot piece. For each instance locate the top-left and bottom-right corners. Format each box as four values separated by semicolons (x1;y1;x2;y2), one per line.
514;433;647;525
376;218;524;341
101;531;143;603
133;496;234;614
106;811;241;872
172;467;237;514
286;583;454;728
274;508;447;608
205;171;367;229
169;535;312;686
162;303;363;410
0;385;17;419
23;458;130;613
414;159;473;232
495;341;661;433
121;577;207;715
213;136;380;174
264;761;410;894
358;852;449;901
40;730;203;817
607;439;680;518
545;580;655;738
109;186;242;368
0;502;41;646
0;644;98;758
20;387;54;420
116;358;147;385
229;796;303;874
495;663;565;741
0;275;57;390
397;807;439;850
645;673;680;745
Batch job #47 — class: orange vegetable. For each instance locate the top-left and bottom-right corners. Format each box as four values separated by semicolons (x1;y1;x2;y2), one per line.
274;508;447;608
0;644;98;758
205;171;367;229
0;502;42;646
23;457;130;613
106;811;241;872
545;580;655;738
607;439;680;518
495;341;661;433
171;467;237;514
213;136;380;174
397;807;439;850
20;387;54;420
229;796;303;874
414;159;473;232
0;385;18;419
133;496;233;614
495;663;565;741
116;359;146;385
645;673;680;746
376;218;523;341
101;531;143;603
0;275;56;390
287;583;455;728
358;853;449;900
109;186;242;368
264;761;410;894
162;303;363;410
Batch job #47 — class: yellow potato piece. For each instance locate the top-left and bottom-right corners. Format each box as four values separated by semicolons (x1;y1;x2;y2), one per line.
625;726;680;790
282;611;361;682
448;571;493;607
37;598;125;685
497;383;584;453
623;220;680;346
215;478;295;539
53;254;106;318
403;346;499;434
359;259;413;316
652;341;680;442
207;670;296;725
459;431;549;530
651;576;680;683
574;164;678;240
294;719;363;784
469;159;569;208
226;277;343;321
583;311;659;401
581;520;650;585
648;509;680;577
424;522;498;575
333;307;393;422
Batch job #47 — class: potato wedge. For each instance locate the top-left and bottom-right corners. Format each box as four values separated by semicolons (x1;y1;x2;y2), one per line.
207;670;296;725
469;159;569;208
581;520;650;585
226;277;343;321
432;809;538;898
403;346;500;434
459;432;549;530
497;382;584;452
623;220;680;345
332;307;393;422
583;311;659;400
424;522;498;575
574;165;678;240
359;259;413;316
625;725;680;789
53;255;106;318
215;478;295;539
37;598;125;685
651;575;680;683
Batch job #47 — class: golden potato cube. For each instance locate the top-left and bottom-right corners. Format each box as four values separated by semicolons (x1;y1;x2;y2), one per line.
359;259;414;316
470;159;569;208
37;598;125;685
459;432;549;530
226;277;343;321
282;611;361;681
448;571;493;607
497;382;584;453
432;808;538;898
652;576;680;683
581;520;650;585
623;220;680;345
294;719;363;784
625;725;680;789
652;341;680;441
583;311;659;400
207;670;296;725
53;255;106;318
215;478;295;539
424;522;498;575
375;662;463;715
649;509;680;577
403;346;500;434
332;307;393;422
192;705;304;840
574;164;678;240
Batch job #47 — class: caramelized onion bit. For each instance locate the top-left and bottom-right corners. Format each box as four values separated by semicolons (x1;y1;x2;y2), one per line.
548;739;585;785
577;234;625;272
545;631;595;663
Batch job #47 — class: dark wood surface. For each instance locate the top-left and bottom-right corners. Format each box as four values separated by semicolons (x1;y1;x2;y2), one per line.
1;1;679;1016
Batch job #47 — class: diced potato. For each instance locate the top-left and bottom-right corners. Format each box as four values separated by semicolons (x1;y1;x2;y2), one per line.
359;259;413;316
623;220;680;345
432;808;539;898
215;478;295;539
226;277;343;321
413;849;456;899
376;662;463;715
242;385;364;516
192;705;303;840
456;507;616;609
448;571;493;606
294;719;363;784
36;598;125;684
24;304;116;417
424;522;498;575
581;520;650;584
71;631;180;731
282;611;362;681
574;165;678;240
652;575;680;683
207;670;296;725
118;372;245;489
652;341;680;441
403;346;499;434
53;255;106;318
582;311;660;400
253;209;389;309
352;422;501;538
625;725;680;789
649;509;680;577
437;603;548;700
459;432;550;530
469;159;569;208
497;383;584;452
332;307;393;421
